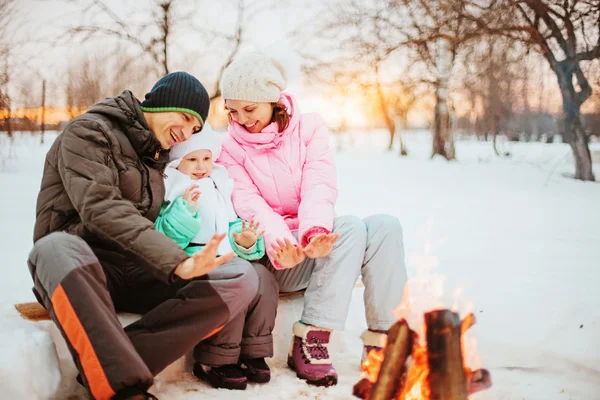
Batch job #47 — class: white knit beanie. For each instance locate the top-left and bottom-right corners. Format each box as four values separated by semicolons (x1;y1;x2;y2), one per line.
169;123;221;161
220;46;299;102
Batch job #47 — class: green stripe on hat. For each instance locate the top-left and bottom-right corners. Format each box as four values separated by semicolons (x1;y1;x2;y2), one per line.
140;106;204;126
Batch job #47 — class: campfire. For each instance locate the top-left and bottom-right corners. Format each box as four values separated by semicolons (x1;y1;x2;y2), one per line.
353;310;492;400
354;220;493;400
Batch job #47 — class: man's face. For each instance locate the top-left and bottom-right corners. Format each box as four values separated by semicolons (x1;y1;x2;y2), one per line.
146;112;202;150
176;149;213;180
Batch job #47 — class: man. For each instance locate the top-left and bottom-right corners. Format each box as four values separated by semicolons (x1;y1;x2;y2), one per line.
28;72;274;399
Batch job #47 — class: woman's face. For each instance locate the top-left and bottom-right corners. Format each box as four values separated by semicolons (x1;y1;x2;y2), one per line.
176;149;213;180
225;100;273;133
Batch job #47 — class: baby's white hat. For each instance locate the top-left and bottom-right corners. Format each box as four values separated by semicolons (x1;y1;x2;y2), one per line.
169;123;221;161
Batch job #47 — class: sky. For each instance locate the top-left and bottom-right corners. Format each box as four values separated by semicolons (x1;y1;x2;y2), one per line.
10;0;362;123
5;0;573;129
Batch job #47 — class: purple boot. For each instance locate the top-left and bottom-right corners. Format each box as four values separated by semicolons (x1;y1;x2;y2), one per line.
287;321;338;387
360;330;388;363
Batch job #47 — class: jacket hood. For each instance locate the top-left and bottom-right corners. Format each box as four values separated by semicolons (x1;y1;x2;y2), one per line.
87;90;168;162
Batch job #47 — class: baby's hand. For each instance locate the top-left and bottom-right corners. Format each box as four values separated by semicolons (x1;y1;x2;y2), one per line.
183;184;201;207
233;220;264;249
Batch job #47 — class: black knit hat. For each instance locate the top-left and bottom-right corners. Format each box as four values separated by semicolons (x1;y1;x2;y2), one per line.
140;71;210;126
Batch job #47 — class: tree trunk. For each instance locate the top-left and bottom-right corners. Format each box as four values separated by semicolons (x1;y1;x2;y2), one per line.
557;71;595;181
387;126;396;151
432;38;455;160
425;310;468;400
374;65;395;151
6;95;11;139
522;61;532;142
565;115;595;181
161;4;170;75
40;80;46;144
394;114;408;156
492;116;500;156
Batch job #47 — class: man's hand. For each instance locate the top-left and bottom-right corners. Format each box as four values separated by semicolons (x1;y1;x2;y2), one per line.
303;233;340;259
174;233;234;279
183;184;201;207
232;219;264;249
269;238;305;269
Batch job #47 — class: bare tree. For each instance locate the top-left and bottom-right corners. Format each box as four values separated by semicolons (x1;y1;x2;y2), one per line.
202;0;294;100
394;0;484;160
310;0;483;160
65;54;108;119
0;0;15;138
67;0;286;103
301;0;420;154
461;37;526;152
68;0;183;75
387;81;427;154
206;0;246;101
464;0;600;181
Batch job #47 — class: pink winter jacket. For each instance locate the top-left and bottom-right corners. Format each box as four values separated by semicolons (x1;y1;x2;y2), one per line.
218;93;338;269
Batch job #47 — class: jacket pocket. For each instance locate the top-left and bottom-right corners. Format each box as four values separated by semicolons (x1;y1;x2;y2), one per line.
118;163;148;208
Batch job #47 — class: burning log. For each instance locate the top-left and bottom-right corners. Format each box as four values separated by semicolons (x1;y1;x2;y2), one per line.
353;309;492;400
353;378;374;399
368;319;412;400
425;310;468;400
460;312;476;336
353;319;412;400
467;368;493;395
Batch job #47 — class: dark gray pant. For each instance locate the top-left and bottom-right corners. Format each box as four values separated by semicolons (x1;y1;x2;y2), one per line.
194;262;279;366
27;232;276;399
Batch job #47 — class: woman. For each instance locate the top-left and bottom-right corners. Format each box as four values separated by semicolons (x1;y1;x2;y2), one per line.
217;50;409;387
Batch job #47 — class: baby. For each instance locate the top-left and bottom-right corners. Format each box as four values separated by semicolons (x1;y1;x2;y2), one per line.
156;123;265;261
155;124;275;391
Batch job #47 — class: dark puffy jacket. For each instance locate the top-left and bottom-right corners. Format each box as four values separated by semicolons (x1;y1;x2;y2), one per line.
33;91;188;283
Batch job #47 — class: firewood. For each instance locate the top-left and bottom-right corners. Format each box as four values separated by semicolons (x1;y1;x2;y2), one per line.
353;378;374;399
368;319;412;400
15;302;51;321
460;312;476;335
425;309;468;400
467;368;492;395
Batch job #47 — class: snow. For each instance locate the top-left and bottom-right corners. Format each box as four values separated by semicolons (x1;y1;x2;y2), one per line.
0;130;599;399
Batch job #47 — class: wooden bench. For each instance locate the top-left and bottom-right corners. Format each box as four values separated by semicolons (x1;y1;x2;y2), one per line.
15;290;307;322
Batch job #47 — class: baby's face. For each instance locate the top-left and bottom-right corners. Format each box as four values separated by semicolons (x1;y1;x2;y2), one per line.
176;149;213;180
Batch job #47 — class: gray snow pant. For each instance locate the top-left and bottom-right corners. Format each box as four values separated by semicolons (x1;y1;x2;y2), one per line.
263;214;408;331
27;232;277;399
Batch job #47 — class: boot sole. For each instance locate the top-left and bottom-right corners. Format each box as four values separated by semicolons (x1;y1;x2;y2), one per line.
194;366;248;390
287;357;338;387
245;371;271;383
239;361;271;383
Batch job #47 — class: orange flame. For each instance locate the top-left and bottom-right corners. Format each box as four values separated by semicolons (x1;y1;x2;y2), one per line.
360;348;385;383
359;218;484;399
398;345;431;400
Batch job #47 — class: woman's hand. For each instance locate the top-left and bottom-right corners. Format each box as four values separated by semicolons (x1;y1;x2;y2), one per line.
233;219;264;248
269;238;305;269
174;233;234;279
303;233;340;259
183;184;201;206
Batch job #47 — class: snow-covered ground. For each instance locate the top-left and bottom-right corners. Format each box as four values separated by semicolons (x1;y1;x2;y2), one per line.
0;130;599;399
